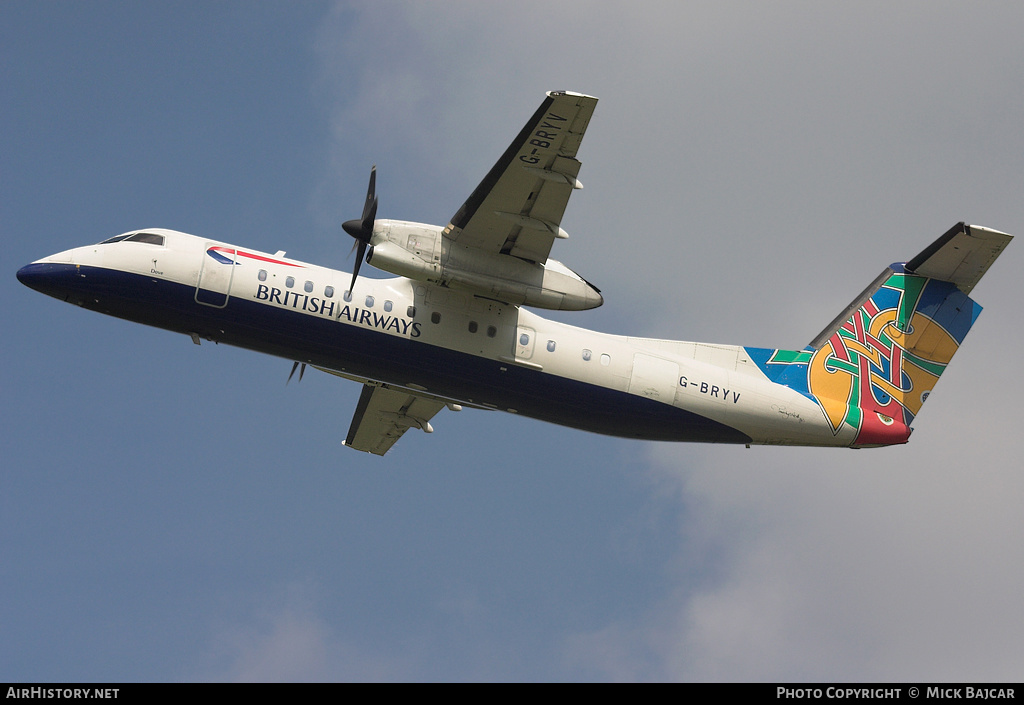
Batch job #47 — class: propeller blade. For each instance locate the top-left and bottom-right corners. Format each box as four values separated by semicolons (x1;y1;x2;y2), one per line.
361;167;377;225
348;240;367;296
342;166;377;294
342;166;377;243
287;361;306;385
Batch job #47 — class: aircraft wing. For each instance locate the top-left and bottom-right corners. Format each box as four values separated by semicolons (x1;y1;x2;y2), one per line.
442;91;598;264
342;382;446;456
906;222;1013;294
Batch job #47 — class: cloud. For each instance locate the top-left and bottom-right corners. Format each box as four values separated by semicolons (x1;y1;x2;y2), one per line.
202;582;409;682
558;390;1024;681
308;2;1024;681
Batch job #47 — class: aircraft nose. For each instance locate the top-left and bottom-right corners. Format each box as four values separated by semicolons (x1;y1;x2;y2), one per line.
17;261;73;299
16;263;48;292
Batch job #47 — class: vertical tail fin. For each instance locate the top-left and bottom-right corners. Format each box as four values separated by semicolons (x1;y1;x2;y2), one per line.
808;223;1011;446
749;223;1011;447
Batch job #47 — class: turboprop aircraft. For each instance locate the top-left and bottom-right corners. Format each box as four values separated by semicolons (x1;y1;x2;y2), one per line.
17;91;1013;455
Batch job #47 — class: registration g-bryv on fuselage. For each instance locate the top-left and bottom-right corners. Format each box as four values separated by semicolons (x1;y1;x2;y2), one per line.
17;92;1013;455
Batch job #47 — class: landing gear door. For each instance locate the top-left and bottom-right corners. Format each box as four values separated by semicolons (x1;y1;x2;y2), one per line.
196;244;236;308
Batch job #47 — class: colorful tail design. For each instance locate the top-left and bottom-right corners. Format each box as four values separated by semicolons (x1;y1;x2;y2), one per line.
807;267;978;445
748;223;1011;447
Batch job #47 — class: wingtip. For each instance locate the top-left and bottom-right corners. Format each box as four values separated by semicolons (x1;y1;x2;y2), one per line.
547;90;599;101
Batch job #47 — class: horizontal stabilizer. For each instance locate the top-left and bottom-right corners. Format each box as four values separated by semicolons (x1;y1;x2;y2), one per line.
906;222;1012;294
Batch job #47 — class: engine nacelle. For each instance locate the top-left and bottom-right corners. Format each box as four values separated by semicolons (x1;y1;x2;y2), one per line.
366;241;441;282
366;220;603;311
443;244;602;310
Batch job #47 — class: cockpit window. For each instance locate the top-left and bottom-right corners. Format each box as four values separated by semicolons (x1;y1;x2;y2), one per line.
125;232;165;245
98;232;165;245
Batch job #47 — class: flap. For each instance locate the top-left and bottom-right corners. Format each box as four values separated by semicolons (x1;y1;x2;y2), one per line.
343;383;446;456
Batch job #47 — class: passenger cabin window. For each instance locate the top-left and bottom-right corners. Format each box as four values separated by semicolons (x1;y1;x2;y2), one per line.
468;321;478;333
547;340;556;352
519;333;530;346
325;286;334;298
344;290;353;302
384;301;393;312
486;326;497;338
365;295;374;308
431;312;441;324
582;349;592;361
601;353;611;366
258;270;267;282
304;281;313;293
285;276;295;288
407;305;416;318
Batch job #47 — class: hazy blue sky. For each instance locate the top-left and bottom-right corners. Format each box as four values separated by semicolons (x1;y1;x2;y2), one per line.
4;1;1023;681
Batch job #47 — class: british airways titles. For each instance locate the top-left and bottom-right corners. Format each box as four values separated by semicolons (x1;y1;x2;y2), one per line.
254;284;422;338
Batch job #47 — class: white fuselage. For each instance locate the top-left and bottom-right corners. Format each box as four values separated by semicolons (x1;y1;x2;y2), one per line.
20;228;849;447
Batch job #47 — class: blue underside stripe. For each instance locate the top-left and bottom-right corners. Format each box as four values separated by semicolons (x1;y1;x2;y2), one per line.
20;263;751;444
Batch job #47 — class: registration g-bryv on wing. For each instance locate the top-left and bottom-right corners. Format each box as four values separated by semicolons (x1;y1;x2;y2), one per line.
17;92;1013;455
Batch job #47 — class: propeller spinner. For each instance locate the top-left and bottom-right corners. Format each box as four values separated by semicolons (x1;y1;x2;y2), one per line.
341;166;378;295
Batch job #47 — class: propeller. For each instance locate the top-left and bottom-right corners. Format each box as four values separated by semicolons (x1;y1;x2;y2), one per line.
342;165;378;295
287;361;306;384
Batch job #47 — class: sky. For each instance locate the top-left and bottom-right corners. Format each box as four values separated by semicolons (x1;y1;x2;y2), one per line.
3;1;1023;682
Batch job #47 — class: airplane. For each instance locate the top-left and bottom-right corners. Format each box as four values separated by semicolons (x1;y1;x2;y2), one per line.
17;91;1013;455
